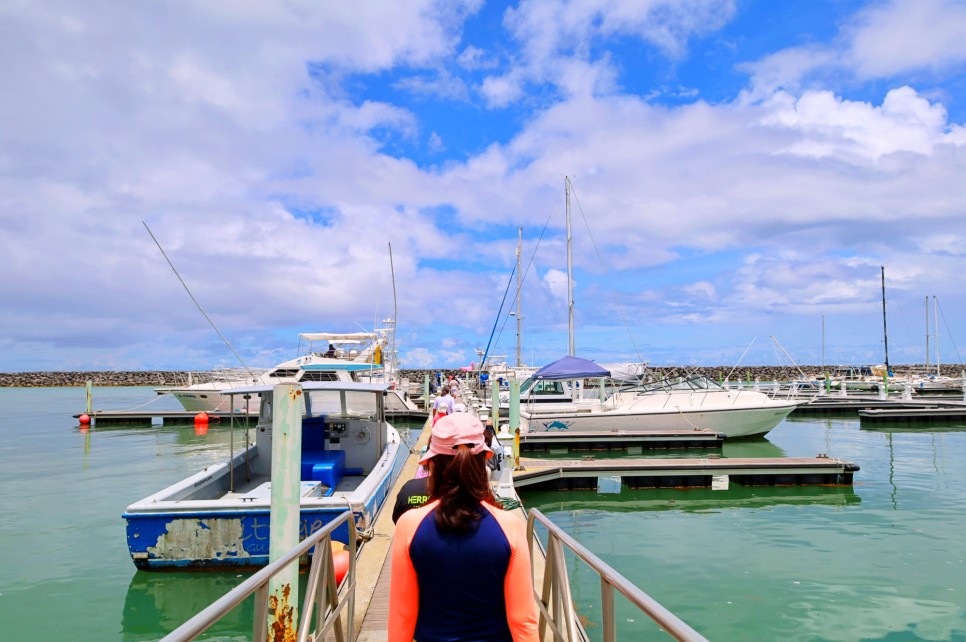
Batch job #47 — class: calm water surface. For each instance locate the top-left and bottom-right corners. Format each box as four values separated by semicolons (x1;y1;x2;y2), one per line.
521;415;966;641
2;387;965;641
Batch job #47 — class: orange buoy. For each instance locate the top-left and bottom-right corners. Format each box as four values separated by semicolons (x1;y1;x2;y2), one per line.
79;414;91;426
331;541;350;584
194;412;209;424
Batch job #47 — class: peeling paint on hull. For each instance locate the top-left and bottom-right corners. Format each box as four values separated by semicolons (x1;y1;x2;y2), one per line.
125;508;360;570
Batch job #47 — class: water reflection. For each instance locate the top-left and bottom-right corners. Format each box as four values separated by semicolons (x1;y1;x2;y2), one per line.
521;483;859;514
123;571;252;641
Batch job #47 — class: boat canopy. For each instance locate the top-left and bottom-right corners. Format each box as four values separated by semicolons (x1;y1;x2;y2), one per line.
221;381;392;396
299;332;378;344
532;355;611;380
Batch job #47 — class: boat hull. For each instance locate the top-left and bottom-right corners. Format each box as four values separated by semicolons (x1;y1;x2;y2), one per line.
521;401;801;438
123;440;407;570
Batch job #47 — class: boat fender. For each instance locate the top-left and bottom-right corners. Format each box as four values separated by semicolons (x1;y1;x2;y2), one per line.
331;541;350;584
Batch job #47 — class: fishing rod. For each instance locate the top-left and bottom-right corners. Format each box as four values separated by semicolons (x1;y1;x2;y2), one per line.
142;221;258;380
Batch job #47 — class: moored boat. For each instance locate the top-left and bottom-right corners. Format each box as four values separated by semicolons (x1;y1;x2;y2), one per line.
155;328;424;418
123;381;408;569
515;356;802;439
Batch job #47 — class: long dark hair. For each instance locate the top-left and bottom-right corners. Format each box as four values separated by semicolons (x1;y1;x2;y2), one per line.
428;446;497;532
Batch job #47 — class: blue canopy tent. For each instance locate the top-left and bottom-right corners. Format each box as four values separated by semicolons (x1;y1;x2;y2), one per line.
532;355;611;380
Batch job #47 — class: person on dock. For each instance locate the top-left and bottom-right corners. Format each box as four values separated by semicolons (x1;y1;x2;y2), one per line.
389;413;539;642
431;387;454;426
484;419;504;473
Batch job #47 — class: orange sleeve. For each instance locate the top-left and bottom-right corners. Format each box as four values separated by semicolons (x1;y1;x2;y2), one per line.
388;501;438;642
485;504;540;642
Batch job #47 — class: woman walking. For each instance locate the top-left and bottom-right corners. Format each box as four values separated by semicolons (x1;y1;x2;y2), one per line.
389;413;539;642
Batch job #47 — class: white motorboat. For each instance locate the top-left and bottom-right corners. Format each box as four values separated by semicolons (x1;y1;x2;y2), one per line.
515;356;802;439
156;328;424;418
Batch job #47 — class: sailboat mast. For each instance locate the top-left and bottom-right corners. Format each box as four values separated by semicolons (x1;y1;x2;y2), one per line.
881;266;890;371
515;226;523;367
934;295;940;375
388;241;398;382
566;176;575;356
925;295;930;369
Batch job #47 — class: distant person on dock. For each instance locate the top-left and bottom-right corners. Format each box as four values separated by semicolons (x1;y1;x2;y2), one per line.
389;413;539;642
432;388;454;426
484;419;504;473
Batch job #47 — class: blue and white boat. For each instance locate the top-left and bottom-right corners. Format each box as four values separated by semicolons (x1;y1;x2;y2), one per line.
123;382;409;570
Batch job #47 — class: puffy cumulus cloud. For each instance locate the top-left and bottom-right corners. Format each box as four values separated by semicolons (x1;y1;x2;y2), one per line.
543;268;570;304
761;86;965;161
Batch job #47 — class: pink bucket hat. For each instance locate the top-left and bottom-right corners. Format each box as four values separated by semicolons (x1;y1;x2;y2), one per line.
419;413;493;465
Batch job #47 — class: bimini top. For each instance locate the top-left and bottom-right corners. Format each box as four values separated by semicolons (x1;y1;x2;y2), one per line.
532;355;611;380
221;381;392;397
299;332;379;344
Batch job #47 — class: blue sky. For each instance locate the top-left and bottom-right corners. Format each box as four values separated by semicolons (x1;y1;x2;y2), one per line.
2;0;966;373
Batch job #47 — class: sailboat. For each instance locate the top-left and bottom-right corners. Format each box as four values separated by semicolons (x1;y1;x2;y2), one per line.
514;177;802;439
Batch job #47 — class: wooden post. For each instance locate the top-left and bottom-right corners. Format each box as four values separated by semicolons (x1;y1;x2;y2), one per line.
86;380;93;414
268;383;303;641
423;374;430;410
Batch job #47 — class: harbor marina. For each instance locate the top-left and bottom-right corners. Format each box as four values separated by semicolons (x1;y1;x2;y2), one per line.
122;381;408;569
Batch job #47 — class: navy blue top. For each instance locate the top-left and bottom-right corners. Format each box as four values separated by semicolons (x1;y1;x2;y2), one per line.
408;507;513;642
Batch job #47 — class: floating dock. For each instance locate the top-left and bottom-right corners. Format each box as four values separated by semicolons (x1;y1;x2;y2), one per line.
512;456;859;491
858;405;966;424
72;409;256;426
793;396;964;416
517;429;725;452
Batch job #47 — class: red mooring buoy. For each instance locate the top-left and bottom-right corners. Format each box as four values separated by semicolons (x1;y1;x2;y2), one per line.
331;541;350;584
194;412;209;424
79;414;91;426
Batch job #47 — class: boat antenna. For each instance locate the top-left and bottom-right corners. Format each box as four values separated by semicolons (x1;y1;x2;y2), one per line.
388;241;398;381
881;265;890;372
142;221;257;379
725;336;757;381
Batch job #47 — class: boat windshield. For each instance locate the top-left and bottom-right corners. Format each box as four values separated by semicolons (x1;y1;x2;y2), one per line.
304;389;380;419
628;375;726;394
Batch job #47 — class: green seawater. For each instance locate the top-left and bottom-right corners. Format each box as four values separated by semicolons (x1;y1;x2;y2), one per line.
520;416;966;641
1;387;965;641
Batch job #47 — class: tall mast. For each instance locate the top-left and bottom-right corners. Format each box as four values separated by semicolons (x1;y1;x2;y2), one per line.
881;266;890;371
515;226;523;367
934;295;940;375
925;295;930;369
388;242;398;382
566;176;575;356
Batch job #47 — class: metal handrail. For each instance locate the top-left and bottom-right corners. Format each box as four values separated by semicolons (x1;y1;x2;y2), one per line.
527;509;709;642
160;510;358;642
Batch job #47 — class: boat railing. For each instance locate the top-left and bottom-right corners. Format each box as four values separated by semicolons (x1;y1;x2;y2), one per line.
159;510;358;642
527;508;709;642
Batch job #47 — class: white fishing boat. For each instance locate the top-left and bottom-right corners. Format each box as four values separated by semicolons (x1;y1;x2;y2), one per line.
123;382;408;569
155;327;424;418
514;356;801;439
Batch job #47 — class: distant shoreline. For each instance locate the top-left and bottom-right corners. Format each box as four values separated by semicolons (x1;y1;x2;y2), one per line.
2;365;964;387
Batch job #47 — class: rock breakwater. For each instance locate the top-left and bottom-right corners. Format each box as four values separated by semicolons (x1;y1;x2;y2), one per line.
3;365;963;387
